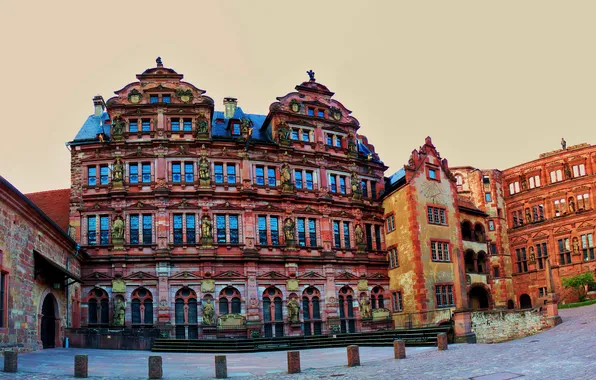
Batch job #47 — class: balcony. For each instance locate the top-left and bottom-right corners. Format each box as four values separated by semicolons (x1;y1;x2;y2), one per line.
466;273;488;286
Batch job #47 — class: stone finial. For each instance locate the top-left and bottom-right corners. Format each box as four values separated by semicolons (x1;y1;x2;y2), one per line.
156;57;163;67
307;69;315;81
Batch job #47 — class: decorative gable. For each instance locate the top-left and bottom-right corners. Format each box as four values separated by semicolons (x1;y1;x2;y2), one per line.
213;270;247;280
82;272;113;281
253;203;286;213
167;199;199;210
169;271;201;280
297;271;325;280
257;271;289;280
335;271;358;280
211;202;244;211
123;271;158;281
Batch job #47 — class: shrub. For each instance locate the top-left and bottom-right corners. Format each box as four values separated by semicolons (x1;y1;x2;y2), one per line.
561;272;595;302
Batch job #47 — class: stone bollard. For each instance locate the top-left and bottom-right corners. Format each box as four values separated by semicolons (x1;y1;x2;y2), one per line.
215;355;227;378
148;356;163;379
287;351;301;374
437;333;448;351
3;351;17;373
74;354;88;378
346;345;360;367
393;339;406;359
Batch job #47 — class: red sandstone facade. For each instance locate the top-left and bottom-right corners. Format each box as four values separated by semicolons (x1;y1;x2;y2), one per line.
502;143;596;307
67;60;389;341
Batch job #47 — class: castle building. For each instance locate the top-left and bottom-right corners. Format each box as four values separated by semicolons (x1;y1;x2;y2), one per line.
502;142;596;307
65;59;390;345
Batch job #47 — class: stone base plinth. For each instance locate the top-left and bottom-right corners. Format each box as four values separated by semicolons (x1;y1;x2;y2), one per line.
287;351;301;374
148;356;162;379
215;355;227;378
3;351;17;373
347;345;360;367
74;354;88;378
393;339;406;359
437;333;448;350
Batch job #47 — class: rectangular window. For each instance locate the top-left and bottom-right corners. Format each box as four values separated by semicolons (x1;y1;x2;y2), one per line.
183;119;192;131
431;241;450;262
554;198;566;217
392;292;403;312
305;171;313;190
329;175;337;193
326;135;333;146
227;165;236;184
339;176;346;194
142;215;152;244
550;169;563;183
365;224;373;251
308;219;316;247
302;131;309;141
509;181;520;195
0;272;5;327
435;285;454;308
427;206;447;225
130;215;139;244
370;181;377;199
186;214;196;244
87;167;97;186
581;233;595;261
516;248;528;273
577;193;590;210
538;287;547;298
100;165;109;185
270;216;279;245
295;170;303;189
529;175;541;189
334;136;342;148
317;109;325;118
291;129;299;140
232;123;240;136
141;119;151;132
493;267;500;278
485;192;492;202
343;222;351;249
333;221;341;248
258;216;267;245
573;164;586;177
129;120;138;133
488;220;495;231
428;169;437;180
87;216;97;245
163;95;171;104
267;167;276;187
216;215;226;243
229;215;239;244
491;243;497;255
361;180;369;198
129;164;138;184
558;238;572;265
483;175;490;184
184;163;194;183
536;242;548;270
255;166;265;186
297;218;306;247
375;225;382;251
386;215;395;232
388;247;399;268
99;215;109;245
172;163;181;183
173;214;183;244
171;119;180;131
142;163;151;183
150;95;159;103
214;163;224;184
307;107;315;116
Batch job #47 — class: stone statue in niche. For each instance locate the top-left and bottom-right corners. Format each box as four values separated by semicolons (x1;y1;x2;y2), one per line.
202;299;215;325
529;247;536;263
112;216;124;250
113;157;124;183
280;163;293;191
113;296;126;326
111;118;124;138
355;224;365;248
284;218;295;241
348;135;358;156
201;215;213;246
351;171;362;200
287;298;300;323
568;197;576;213
199;156;211;186
277;122;291;144
572;237;580;255
564;163;572;179
525;208;532;224
359;295;371;319
520;174;527;190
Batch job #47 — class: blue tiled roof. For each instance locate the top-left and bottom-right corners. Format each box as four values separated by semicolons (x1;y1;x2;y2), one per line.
71;112;110;143
212;107;270;141
388;168;406;185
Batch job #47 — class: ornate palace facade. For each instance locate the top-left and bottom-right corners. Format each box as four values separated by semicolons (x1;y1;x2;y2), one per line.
66;59;389;341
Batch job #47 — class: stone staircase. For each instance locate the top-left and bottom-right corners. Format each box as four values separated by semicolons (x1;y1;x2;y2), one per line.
151;325;452;353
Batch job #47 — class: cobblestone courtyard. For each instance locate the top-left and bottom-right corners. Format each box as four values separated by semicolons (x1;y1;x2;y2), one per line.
1;304;594;379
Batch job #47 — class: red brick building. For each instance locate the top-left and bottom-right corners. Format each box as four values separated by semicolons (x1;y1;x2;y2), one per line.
65;59;389;344
0;177;84;352
502;142;596;307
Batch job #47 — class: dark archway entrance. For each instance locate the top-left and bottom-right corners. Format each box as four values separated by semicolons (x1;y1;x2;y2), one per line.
507;300;515;309
468;286;490;311
520;294;532;309
41;294;57;349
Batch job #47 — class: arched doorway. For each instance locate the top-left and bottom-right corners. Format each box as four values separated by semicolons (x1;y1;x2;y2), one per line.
468;286;490;311
520;294;532;309
41;294;57;349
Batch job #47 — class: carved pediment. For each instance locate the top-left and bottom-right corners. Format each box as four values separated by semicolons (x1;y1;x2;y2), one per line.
125;200;158;210
326;165;351;173
123;271;158;281
211;202;244;211
287;119;317;128
576;219;594;231
169;271;201;280
553;226;572;235
257;271;289;280
510;235;529;245
532;231;550;240
121;109;155;117
82;271;113;281
293;205;323;216
335;271;358;280
213;270;246;280
367;272;390;280
297;271;325;280
80;203;114;212
253;203;286;213
329;210;356;219
167;199;199;210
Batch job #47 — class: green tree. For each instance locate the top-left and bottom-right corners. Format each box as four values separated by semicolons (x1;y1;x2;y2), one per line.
561;272;595;302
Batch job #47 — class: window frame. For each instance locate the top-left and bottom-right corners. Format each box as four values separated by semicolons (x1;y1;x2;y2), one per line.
427;205;448;226
430;240;451;262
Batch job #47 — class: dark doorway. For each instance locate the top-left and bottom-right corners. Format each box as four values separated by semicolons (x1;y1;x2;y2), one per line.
41;294;57;349
507;300;515;309
468;286;490;310
520;294;532;309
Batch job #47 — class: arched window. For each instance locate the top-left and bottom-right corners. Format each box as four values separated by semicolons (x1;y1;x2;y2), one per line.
461;221;473;241
338;286;355;333
263;287;284;337
88;288;109;325
371;286;385;309
175;287;198;339
477;251;487;274
474;223;486;243
302;287;322;336
465;250;476;273
131;288;153;326
218;287;242;315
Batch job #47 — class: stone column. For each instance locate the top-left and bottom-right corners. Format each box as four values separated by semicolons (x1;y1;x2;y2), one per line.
393;339;406;359
287;351;301;374
346;345;360;367
437;333;448;350
148;356;163;379
215;355;227;378
74;354;88;378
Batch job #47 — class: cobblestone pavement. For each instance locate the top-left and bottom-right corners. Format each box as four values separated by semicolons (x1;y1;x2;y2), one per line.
1;304;595;379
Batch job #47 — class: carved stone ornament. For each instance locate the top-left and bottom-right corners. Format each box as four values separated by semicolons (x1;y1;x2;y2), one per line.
201;279;215;293
175;88;194;103
128;89;142;104
289;99;301;113
287;279;299;292
357;279;368;291
112;279;126;293
330;106;342;121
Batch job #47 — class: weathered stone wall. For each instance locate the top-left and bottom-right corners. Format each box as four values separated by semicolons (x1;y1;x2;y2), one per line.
471;309;550;343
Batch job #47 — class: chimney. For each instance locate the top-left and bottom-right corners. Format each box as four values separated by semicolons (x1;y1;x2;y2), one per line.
93;95;105;116
223;97;238;119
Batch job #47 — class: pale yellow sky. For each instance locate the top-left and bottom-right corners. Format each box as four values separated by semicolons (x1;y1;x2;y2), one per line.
1;1;595;193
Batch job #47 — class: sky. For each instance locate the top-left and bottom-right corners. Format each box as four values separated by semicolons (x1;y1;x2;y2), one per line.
1;1;595;193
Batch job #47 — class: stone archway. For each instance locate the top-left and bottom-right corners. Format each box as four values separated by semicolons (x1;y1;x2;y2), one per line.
41;293;58;348
520;294;532;309
468;285;490;311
